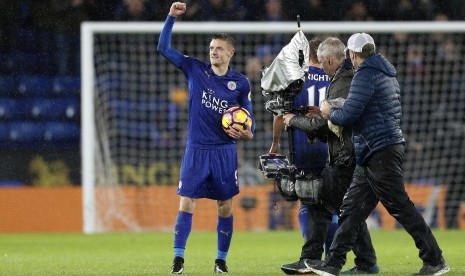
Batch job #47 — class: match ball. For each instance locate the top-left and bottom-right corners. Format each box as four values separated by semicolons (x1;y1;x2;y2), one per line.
222;106;252;131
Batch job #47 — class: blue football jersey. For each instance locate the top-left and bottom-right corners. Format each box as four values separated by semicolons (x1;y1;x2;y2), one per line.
291;66;330;170
178;58;253;148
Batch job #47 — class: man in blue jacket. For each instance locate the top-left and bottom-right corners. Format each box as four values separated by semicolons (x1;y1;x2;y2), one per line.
311;33;450;276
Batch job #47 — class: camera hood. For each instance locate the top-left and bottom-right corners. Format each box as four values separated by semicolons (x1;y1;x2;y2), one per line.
261;30;309;96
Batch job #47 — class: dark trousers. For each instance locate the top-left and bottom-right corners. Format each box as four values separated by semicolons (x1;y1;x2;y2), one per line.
301;165;377;268
328;144;443;269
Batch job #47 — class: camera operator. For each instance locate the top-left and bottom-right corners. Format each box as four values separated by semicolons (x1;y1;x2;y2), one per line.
282;37;379;274
269;37;333;275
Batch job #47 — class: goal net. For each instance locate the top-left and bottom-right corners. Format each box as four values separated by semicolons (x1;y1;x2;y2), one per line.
82;22;465;233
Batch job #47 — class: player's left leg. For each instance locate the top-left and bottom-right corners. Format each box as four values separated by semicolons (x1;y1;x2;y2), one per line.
298;204;308;240
173;145;213;274
215;199;233;273
171;196;197;274
325;213;338;260
208;147;238;273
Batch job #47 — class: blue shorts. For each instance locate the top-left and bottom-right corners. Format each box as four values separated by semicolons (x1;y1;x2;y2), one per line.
178;145;239;200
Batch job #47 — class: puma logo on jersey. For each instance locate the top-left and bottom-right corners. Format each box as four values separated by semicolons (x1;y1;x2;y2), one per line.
220;230;230;237
204;88;215;94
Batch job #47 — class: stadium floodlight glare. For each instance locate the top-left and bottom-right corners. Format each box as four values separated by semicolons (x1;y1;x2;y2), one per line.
82;21;465;233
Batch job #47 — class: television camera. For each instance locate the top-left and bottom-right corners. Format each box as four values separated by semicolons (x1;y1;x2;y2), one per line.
258;17;323;205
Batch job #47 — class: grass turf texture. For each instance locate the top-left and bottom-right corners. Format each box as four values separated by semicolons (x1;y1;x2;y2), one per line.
0;230;463;275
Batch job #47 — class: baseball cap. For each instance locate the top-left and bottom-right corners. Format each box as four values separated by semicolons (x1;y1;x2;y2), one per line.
347;33;375;53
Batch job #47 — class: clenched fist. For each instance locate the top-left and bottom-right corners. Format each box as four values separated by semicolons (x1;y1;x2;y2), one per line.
169;2;187;17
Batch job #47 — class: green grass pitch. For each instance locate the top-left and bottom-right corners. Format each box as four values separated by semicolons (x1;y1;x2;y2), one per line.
1;230;464;275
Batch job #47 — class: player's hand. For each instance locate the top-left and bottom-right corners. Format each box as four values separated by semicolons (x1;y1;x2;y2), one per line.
306;106;321;118
225;127;253;140
282;113;295;127
169;2;187;17
320;101;332;119
269;142;280;154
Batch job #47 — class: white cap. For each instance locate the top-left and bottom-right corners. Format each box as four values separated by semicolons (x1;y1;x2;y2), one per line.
347;33;375;53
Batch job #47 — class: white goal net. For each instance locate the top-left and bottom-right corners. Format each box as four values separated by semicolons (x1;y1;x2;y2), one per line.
82;22;465;233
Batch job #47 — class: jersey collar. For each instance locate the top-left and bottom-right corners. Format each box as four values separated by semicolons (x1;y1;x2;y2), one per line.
207;64;233;78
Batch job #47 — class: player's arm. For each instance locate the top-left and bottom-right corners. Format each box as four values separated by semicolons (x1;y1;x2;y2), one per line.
157;2;186;67
228;84;254;140
269;113;284;154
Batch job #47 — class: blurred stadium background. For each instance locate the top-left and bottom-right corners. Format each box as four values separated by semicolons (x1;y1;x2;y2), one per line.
0;0;464;233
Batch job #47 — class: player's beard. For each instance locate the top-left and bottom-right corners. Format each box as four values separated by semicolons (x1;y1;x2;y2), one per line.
210;57;229;71
210;56;222;66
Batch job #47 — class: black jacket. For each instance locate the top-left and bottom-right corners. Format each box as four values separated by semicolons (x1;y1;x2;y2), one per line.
289;59;355;167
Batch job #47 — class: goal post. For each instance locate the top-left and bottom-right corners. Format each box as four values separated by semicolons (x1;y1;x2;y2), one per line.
82;21;465;233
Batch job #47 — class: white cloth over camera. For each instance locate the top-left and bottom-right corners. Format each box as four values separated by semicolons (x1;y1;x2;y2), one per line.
261;30;309;95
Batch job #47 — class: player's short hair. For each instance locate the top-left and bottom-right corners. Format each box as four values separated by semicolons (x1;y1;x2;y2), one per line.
211;33;235;49
309;37;322;63
317;37;345;62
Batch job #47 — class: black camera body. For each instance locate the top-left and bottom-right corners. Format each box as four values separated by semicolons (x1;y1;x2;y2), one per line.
259;153;299;202
263;79;304;115
258;153;294;179
259;153;323;204
259;77;305;182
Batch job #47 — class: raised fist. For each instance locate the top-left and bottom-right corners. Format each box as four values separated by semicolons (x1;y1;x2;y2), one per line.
169;2;187;17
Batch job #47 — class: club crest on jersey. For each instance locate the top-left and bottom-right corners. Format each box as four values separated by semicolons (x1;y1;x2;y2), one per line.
227;81;237;90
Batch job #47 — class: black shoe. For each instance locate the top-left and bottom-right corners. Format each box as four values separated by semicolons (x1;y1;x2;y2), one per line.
305;259;322;268
281;259;320;275
415;259;450;275
341;263;379;274
310;262;341;276
214;259;228;273
171;256;184;274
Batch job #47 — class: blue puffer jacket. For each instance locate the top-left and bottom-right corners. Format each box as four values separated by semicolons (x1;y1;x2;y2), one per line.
329;54;405;165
